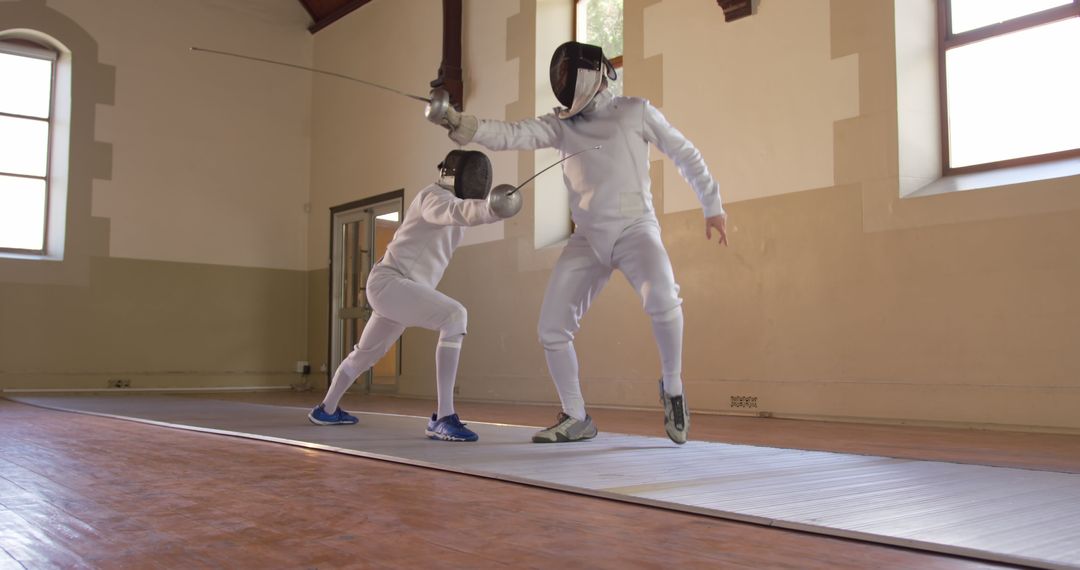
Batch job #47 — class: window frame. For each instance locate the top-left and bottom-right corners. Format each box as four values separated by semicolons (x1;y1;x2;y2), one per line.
0;41;58;256
937;0;1080;175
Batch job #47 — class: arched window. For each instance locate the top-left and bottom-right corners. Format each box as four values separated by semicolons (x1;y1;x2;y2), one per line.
0;39;58;254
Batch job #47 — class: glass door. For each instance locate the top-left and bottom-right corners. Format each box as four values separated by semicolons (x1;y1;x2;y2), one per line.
329;191;404;393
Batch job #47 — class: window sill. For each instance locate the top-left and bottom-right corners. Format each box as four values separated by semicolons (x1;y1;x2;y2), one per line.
905;156;1080;199
0;252;60;262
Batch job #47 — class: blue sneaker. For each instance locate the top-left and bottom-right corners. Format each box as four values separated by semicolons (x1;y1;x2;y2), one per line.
308;404;358;425
425;413;478;442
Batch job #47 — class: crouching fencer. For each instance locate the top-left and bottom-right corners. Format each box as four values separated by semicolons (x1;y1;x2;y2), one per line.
438;41;728;444
308;150;521;442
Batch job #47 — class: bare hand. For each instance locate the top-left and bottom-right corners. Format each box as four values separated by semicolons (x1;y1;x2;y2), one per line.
705;214;728;246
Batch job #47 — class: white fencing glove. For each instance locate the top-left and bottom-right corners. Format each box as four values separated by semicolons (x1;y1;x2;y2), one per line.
444;106;478;145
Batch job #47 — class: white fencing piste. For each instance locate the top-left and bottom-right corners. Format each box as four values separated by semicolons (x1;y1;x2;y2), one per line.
11;395;1080;570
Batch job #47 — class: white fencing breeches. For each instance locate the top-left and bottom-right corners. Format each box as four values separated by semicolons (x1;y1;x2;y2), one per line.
322;270;468;413
538;221;685;419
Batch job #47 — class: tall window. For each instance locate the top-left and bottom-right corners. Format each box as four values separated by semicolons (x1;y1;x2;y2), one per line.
939;0;1080;174
575;0;623;96
0;41;57;254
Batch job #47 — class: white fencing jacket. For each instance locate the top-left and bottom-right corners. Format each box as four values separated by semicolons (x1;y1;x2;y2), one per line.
375;183;501;288
471;90;724;265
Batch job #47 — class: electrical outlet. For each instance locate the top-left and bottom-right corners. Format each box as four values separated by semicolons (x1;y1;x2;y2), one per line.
295;361;310;374
108;379;131;389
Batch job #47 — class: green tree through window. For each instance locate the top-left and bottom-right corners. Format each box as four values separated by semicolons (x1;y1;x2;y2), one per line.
576;0;624;97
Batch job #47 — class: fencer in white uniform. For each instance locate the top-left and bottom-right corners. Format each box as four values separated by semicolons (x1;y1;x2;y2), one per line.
442;41;728;444
309;150;521;442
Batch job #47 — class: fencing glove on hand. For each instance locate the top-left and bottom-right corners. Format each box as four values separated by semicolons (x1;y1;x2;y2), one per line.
443;106;478;145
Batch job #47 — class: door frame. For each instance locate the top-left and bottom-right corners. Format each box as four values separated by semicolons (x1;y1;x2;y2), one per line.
327;189;404;391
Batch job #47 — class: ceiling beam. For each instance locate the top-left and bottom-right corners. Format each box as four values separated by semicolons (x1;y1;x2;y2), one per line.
430;0;463;111
308;0;374;34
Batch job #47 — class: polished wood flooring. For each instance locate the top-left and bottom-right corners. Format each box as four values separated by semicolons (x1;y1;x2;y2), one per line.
4;391;1078;568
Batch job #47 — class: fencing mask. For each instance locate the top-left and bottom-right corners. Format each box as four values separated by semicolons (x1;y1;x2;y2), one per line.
550;41;617;119
438;150;492;200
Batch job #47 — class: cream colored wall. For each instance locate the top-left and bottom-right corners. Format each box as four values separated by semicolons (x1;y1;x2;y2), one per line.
306;0;442;272
310;0;1078;432
0;0;312;391
43;0;313;271
646;0;859;211
6;0;1072;424
305;0;519;271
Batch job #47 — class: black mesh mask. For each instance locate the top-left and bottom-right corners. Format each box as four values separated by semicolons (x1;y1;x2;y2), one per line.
549;41;617;109
438;150;492;200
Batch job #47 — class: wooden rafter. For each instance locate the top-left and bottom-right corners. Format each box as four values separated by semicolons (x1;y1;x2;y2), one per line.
299;0;374;34
717;0;754;22
430;0;464;111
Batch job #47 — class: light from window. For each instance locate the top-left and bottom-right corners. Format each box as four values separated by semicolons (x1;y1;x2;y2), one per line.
0;115;49;175
946;18;1080;168
950;0;1070;34
576;0;624;97
0;48;53;252
0;176;47;251
940;0;1080;172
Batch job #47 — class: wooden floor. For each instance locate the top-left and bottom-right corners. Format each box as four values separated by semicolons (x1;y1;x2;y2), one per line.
4;393;1078;569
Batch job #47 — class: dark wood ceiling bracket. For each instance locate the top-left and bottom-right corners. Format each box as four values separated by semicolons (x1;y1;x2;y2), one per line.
307;0;374;34
430;0;464;111
717;0;755;22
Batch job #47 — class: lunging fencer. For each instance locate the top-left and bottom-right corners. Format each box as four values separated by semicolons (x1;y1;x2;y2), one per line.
439;41;728;444
309;150;521;442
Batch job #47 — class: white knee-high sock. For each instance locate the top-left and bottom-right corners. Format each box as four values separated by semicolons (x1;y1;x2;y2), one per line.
322;358;363;412
652;307;684;396
435;334;464;419
544;343;587;421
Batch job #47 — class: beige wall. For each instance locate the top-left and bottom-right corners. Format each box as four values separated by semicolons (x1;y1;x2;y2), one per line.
47;0;313;270
308;0;1080;432
0;0;312;390
306;0;442;271
646;0;860;210
4;0;1076;430
1;257;307;390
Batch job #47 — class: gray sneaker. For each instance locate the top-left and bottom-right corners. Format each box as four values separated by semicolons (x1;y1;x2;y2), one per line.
659;380;689;444
531;412;598;443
